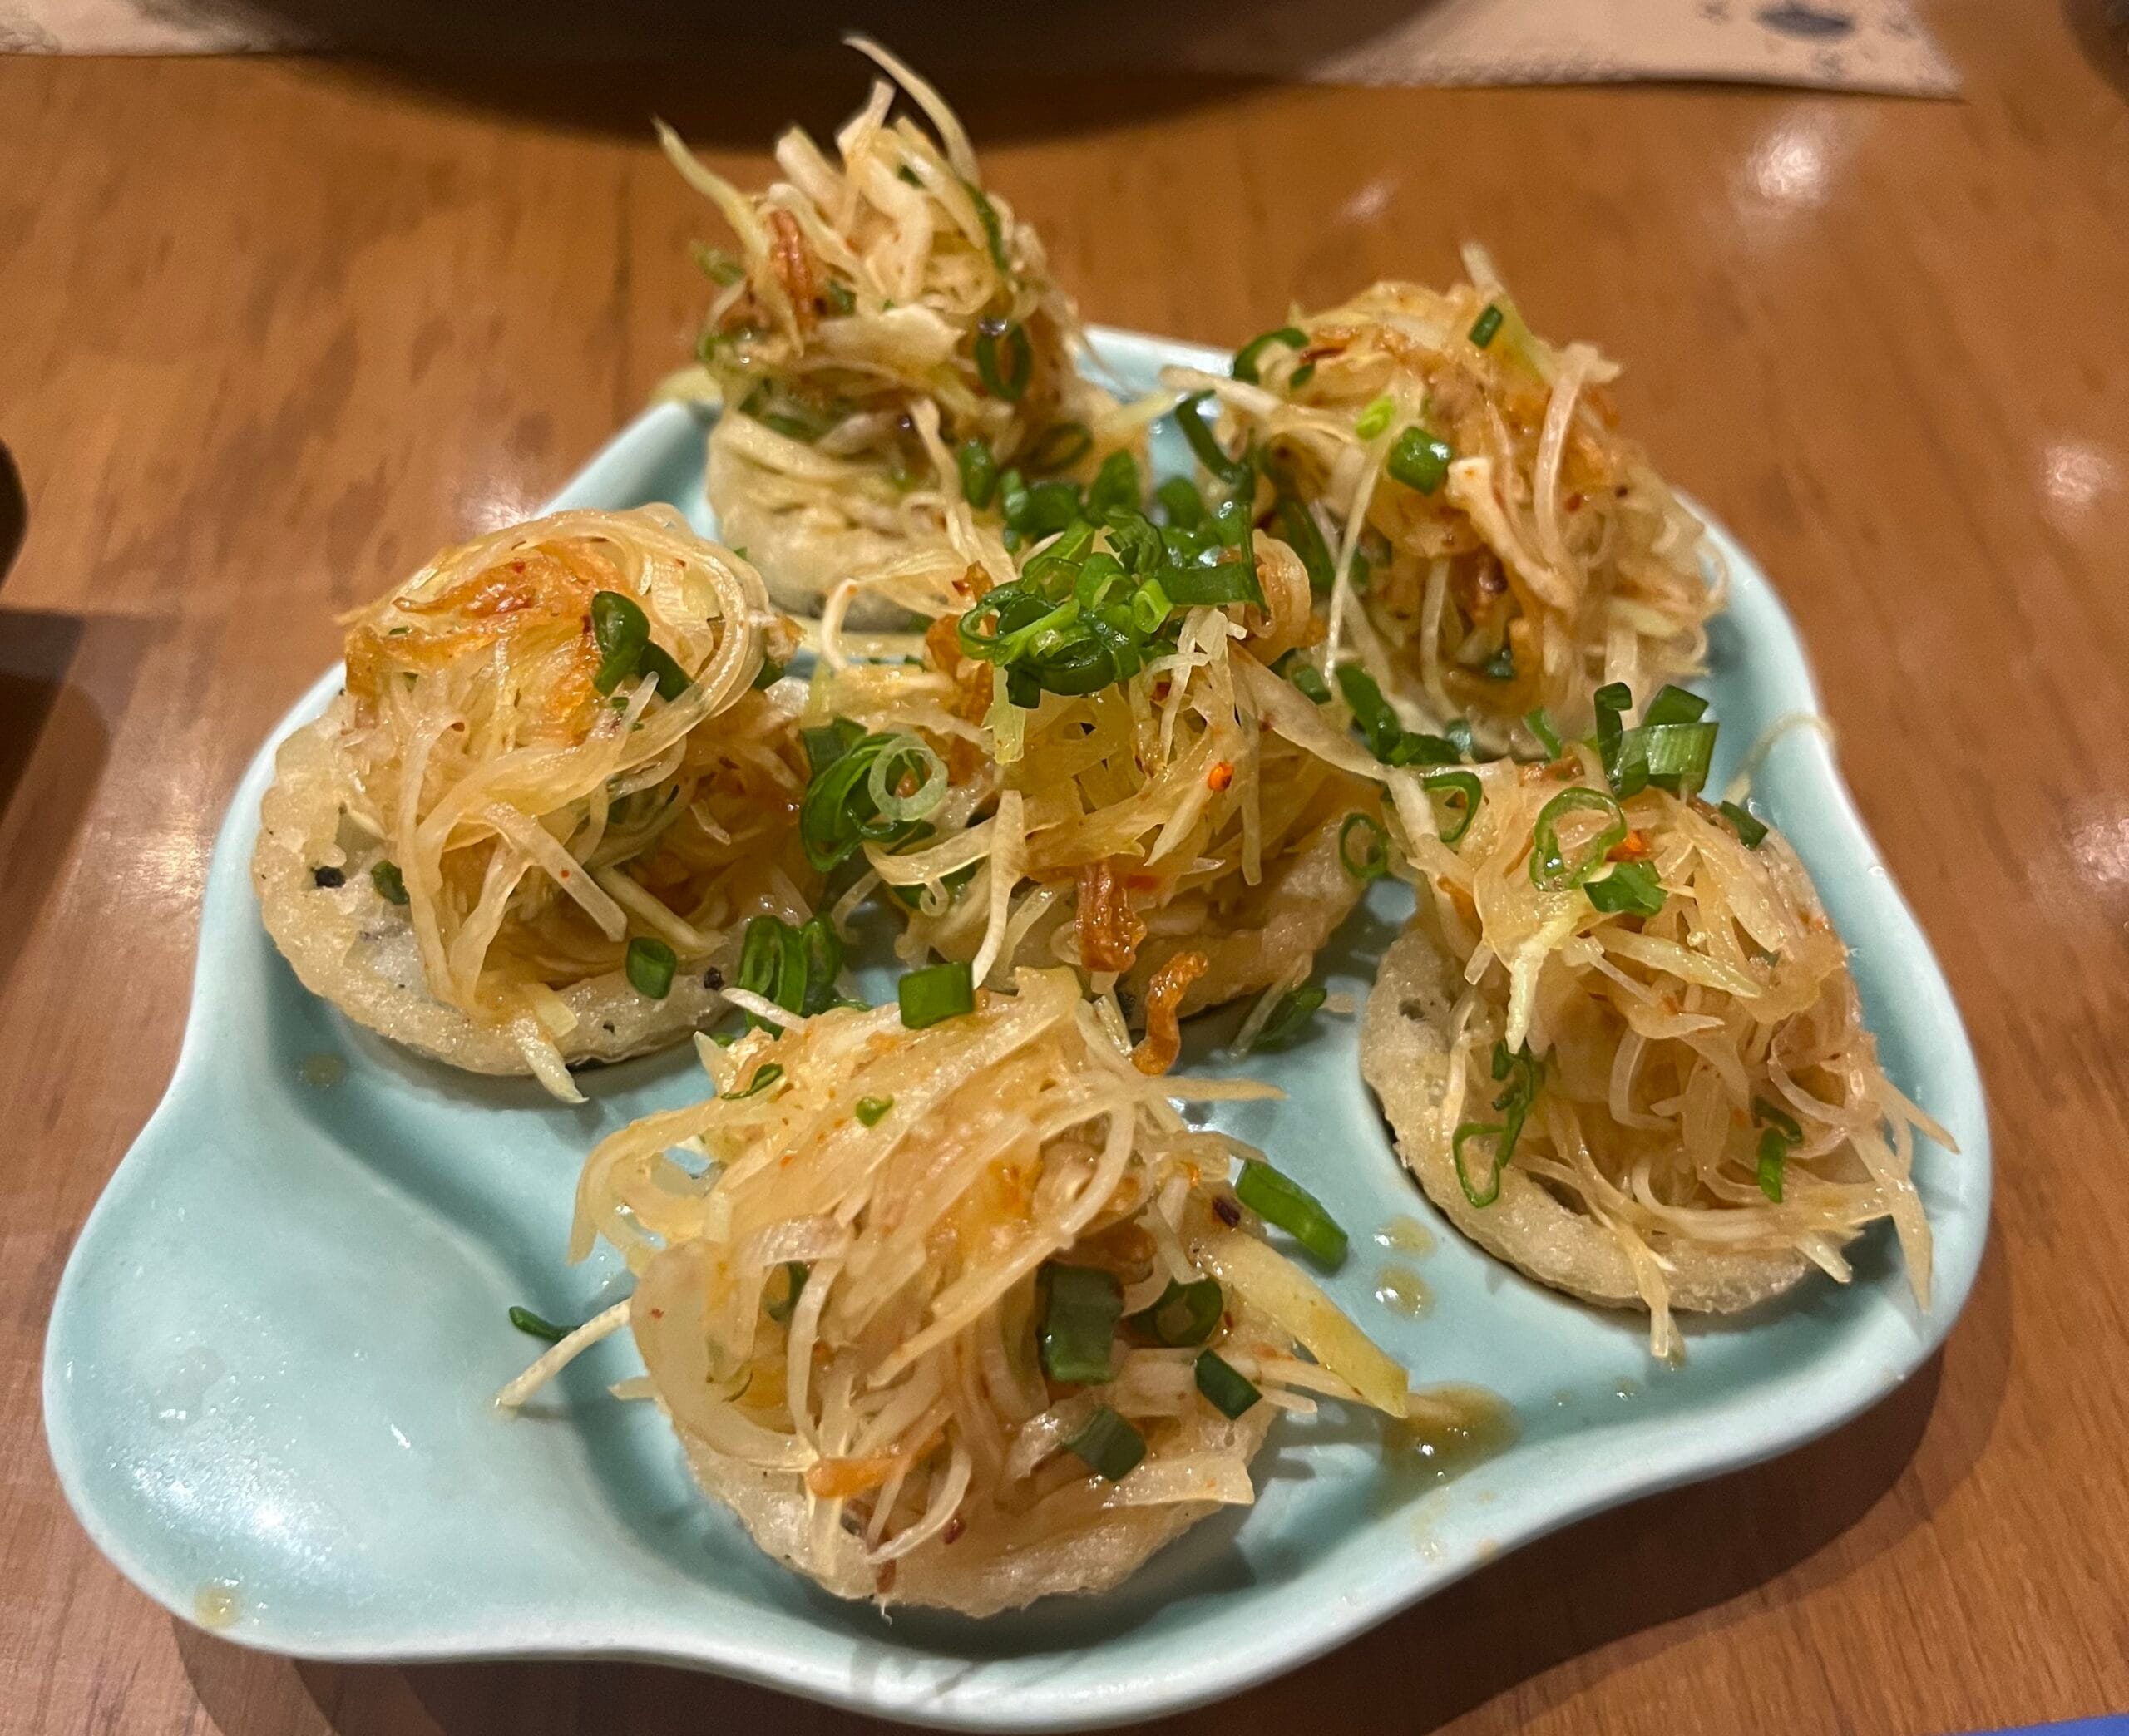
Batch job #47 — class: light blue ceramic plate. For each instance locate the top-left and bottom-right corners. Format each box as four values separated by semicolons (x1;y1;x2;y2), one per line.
43;328;1989;1731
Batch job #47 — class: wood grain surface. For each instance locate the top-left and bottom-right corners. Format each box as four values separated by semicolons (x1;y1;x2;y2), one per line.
4;3;2127;1731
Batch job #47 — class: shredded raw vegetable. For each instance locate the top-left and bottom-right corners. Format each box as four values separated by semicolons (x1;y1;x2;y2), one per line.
253;507;810;1096
531;967;1410;1612
1361;690;1951;1357
1163;250;1718;748
658;37;1141;615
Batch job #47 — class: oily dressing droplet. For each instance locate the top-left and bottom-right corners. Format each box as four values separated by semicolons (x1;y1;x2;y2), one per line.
195;1581;240;1629
1374;1215;1436;1256
1378;1383;1519;1512
1374;1263;1432;1318
299;1052;346;1089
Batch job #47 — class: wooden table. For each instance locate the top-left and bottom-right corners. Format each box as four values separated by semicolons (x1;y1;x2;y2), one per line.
5;4;2126;1730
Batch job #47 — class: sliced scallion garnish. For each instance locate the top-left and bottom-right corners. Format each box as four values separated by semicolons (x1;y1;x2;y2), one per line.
974;320;1033;402
723;1062;783;1100
1064;1405;1146;1480
1232;325;1306;385
1721;800;1769;848
371;859;409;905
1529;787;1628;890
1039;1262;1123;1384
625;935;677;999
508;1305;572;1344
1469;303;1504;348
854;1095;894;1127
1525;708;1563;759
1193;1349;1262;1418
1255;983;1326;1049
1423;769;1483;845
1235;1159;1347;1266
1585;861;1666;916
898;959;975;1028
1174;392;1251;486
956;436;999;509
1386;426;1453;495
1339;811;1391;882
1451;1041;1544;1206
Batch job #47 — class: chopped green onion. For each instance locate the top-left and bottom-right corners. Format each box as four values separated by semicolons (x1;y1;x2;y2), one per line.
371;860;409;905
1255;982;1326;1049
1087;449;1141;516
1525;708;1563;759
1642;720;1719;796
1232;325;1307;384
803;717;865;777
1339;811;1391;882
1469;303;1504;348
1064;1406;1146;1480
956;437;999;509
974;320;1033;402
1272;495;1335;594
1355;394;1396;440
765;1261;808;1324
823;280;856;315
724;1062;783;1100
1721;800;1769;848
508;1305;571;1344
1130;579;1173;636
1194;1349;1262;1418
1529;787;1628;890
1127;1278;1223;1347
1451;1042;1544;1207
963;179;1010;272
855;1095;894;1127
1039;1262;1122;1384
1160;562;1262;608
1386;426;1453;495
898;959;975;1028
590;590;651;694
1156;476;1209;531
1025;422;1094;476
734;914;827;1029
1756;1127;1787;1202
625;935;677;999
1174;392;1251;486
1642;684;1709;728
1585;861;1667;916
1235;1159;1347;1266
1292;665;1331;703
1290;362;1316;389
1423;769;1483;845
1336;663;1404;761
747;656;779;693
1386;730;1462;767
865;733;948;826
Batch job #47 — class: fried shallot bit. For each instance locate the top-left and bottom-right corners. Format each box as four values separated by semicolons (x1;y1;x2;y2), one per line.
1076;856;1148;973
767;210;818;328
1131;949;1208;1075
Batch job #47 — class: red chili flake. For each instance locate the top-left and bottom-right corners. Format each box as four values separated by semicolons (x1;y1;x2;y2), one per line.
1564;492;1584;512
647;1308;665;1320
943;1517;966;1546
1206;762;1234;792
1213;1195;1242;1228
